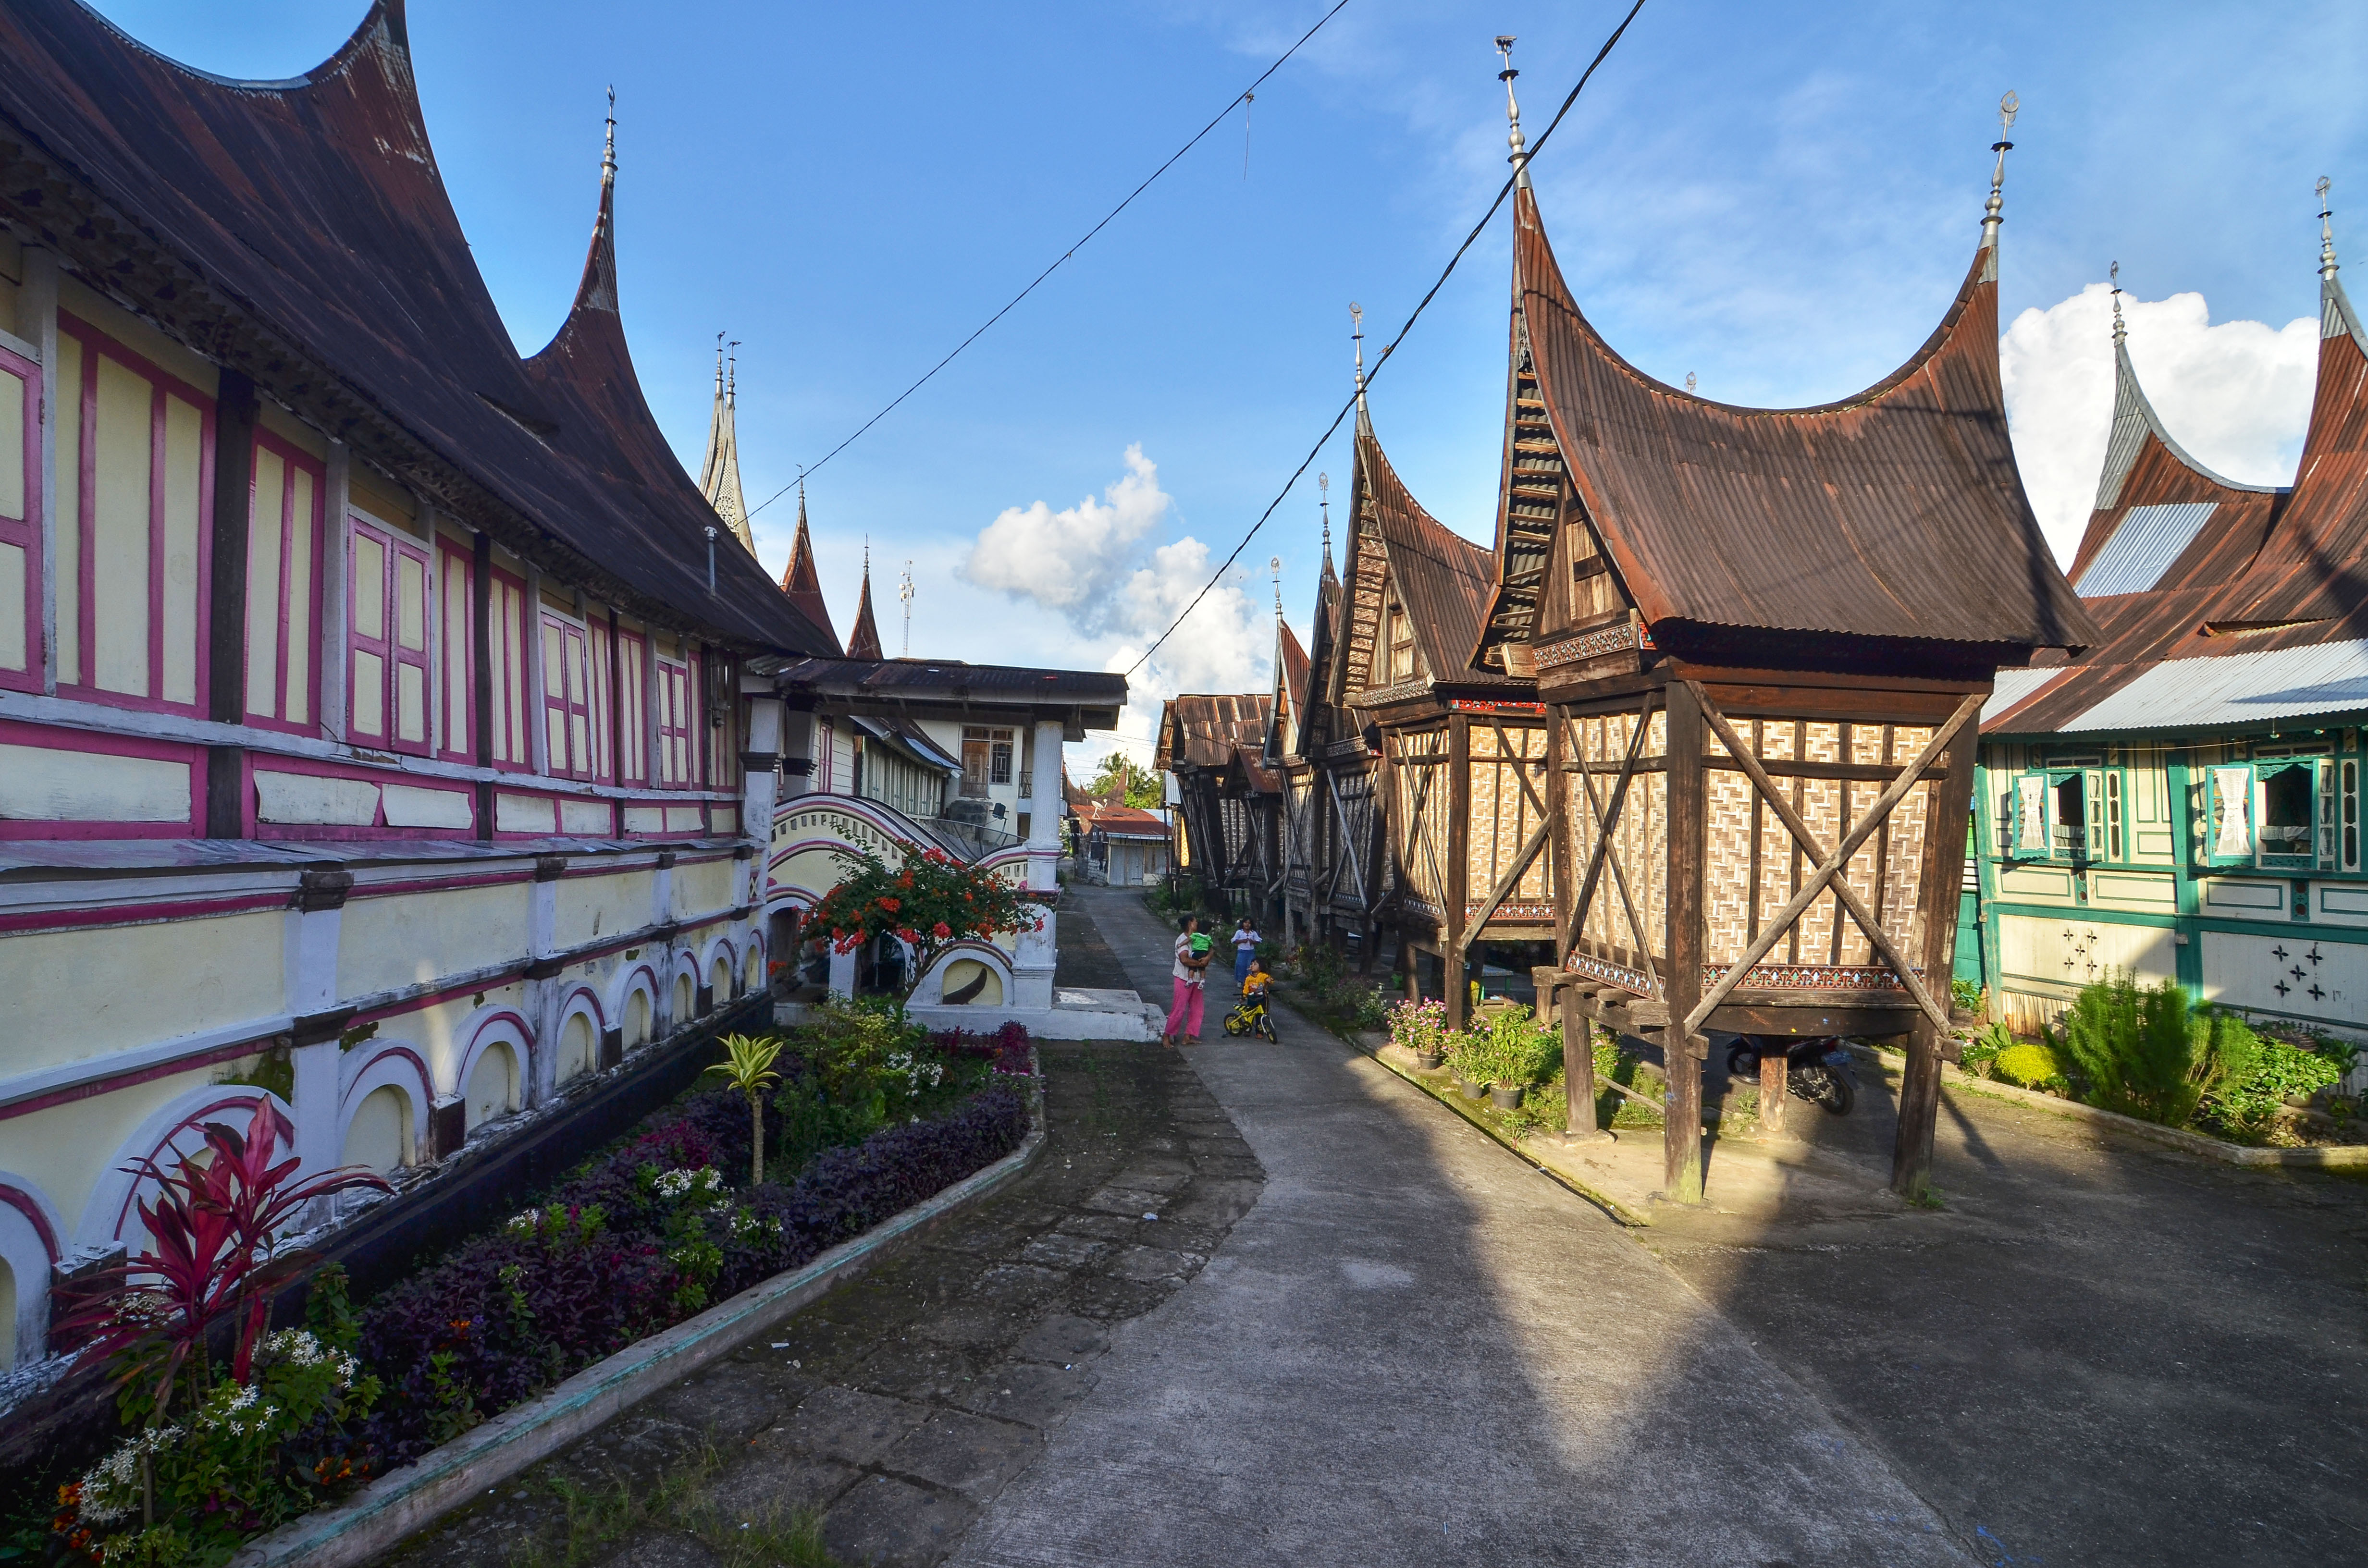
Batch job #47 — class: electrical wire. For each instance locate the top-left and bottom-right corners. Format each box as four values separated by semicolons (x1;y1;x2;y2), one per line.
1123;0;1650;678
740;0;1357;525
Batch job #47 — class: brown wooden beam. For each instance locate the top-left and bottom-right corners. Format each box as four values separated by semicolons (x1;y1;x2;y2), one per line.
1444;712;1471;1030
1662;679;1708;1203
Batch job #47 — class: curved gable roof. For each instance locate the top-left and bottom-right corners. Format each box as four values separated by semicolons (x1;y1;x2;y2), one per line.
1513;184;2095;657
0;0;832;654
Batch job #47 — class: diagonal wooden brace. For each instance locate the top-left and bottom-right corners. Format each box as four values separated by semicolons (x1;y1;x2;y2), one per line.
1573;700;1661;997
1563;698;1654;964
1488;716;1549;820
1680;689;1981;1038
1454;814;1552;960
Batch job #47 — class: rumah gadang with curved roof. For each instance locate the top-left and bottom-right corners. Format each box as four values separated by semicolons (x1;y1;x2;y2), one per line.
0;0;833;655
1483;176;2097;680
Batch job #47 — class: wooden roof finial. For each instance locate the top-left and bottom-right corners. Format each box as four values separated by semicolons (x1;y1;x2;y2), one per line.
603;85;617;189
2110;260;2125;344
1350;302;1365;412
1318;470;1332;575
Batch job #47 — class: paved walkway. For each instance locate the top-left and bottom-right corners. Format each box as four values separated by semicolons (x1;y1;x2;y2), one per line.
955;889;1965;1567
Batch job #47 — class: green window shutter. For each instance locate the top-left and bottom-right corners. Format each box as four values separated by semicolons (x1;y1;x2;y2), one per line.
2320;759;2339;871
2205;764;2254;865
2084;769;2106;864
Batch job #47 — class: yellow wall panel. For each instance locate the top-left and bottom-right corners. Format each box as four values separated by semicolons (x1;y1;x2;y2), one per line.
0;912;286;1072
670;858;734;921
160;394;202;706
336;883;530;1002
91;355;151;696
555;871;654;950
52;335;80;685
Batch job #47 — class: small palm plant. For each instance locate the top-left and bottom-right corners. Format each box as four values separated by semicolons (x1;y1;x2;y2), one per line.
704;1033;786;1186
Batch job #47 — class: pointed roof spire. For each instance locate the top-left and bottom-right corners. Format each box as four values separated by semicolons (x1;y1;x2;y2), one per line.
847;538;884;660
567;86;622;316
776;481;841;653
1980;90;2019;274
1496;36;1530;190
1350;301;1367;419
2110;260;2125;345
699;331;753;552
2321;176;2340;282
1270;555;1284;622
1318;470;1335;582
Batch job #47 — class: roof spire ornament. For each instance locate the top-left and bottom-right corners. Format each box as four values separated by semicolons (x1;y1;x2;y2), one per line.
2110;260;2125;344
602;85;617;190
1350;302;1366;410
2320;176;2339;282
1270;556;1284;622
1318;470;1332;566
1981;90;2018;253
899;559;914;657
1496;36;1529;188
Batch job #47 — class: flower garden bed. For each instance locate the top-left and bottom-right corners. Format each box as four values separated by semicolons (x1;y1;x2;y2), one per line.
29;1007;1037;1568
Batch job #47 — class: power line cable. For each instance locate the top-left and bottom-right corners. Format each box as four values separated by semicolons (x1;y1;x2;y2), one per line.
741;0;1357;525
1124;0;1650;678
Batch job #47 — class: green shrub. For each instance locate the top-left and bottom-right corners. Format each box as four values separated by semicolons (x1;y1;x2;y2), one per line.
2057;976;2261;1127
2203;1035;2345;1133
1959;1020;2015;1076
1950;978;1987;1016
1482;1008;1561;1088
1993;1041;2067;1091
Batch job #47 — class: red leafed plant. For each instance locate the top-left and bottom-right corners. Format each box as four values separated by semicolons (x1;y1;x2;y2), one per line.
805;845;1042;1000
57;1104;390;1426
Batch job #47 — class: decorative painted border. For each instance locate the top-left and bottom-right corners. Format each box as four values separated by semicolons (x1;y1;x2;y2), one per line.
1468;900;1554;923
1565;951;1660;996
1447;699;1547;715
1558;953;1924;997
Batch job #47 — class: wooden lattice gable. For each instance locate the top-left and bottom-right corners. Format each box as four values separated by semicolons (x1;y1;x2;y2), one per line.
1329;411;1515;706
1474;234;1635;674
1298;553;1348;753
1264;617;1311;764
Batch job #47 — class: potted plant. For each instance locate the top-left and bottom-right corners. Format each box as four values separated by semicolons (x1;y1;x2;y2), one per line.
1389;998;1448;1070
1444;1028;1489;1100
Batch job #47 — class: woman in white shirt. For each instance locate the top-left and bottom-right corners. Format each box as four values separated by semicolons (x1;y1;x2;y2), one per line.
1230;918;1262;992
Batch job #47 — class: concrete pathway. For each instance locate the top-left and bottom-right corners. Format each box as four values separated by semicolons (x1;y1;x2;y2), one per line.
953;889;1967;1567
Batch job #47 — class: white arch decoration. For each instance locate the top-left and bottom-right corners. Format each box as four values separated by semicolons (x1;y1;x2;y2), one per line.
607;962;661;1049
907;938;1016;1006
337;1044;435;1169
449;1007;534;1128
550;984;607;1087
75;1086;293;1251
0;1171;65;1370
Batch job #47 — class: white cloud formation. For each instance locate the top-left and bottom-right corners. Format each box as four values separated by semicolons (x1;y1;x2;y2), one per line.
2002;283;2319;564
961;448;1271;775
959;444;1171;620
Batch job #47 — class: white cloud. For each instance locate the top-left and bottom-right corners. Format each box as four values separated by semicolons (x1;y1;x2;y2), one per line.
961;448;1271;775
2002;283;2318;564
959;444;1171;620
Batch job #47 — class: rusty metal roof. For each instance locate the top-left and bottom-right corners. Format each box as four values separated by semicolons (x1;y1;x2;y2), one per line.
0;0;833;654
772;657;1126;706
777;496;841;654
1156;695;1271;771
1989;278;2368;736
1513;185;2095;660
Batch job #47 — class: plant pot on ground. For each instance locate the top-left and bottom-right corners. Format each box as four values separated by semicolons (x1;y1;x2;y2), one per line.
1415;1051;1443;1071
1456;1076;1487;1101
1488;1083;1522;1111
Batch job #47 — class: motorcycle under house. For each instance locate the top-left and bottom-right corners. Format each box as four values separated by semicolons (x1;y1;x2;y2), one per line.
1725;1035;1857;1116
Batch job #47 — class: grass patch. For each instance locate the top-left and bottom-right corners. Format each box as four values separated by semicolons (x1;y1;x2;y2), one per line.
508;1441;846;1568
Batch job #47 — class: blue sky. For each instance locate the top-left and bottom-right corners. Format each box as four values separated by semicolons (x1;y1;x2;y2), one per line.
93;0;2368;761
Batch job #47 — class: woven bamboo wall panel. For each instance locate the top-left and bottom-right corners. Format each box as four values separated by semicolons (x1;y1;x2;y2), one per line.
1391;732;1451;913
1705;766;1755;960
1466;722;1550;913
1879;778;1933;956
1562;712;1665;963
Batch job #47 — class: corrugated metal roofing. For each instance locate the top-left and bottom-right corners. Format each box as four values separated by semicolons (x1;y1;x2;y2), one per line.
1981;666;2067;723
1512;185;2095;654
1156;695;1271;771
2074;502;2221;595
2060;638;2368;732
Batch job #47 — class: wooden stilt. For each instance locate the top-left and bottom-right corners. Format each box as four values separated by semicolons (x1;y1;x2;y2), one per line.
1562;1001;1600;1138
1662;682;1707;1203
1892;724;1979;1197
1758;1049;1787;1139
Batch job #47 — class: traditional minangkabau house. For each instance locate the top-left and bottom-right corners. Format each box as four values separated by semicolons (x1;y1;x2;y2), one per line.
1289;490;1392;962
0;0;1129;1394
1261;577;1319;944
0;0;834;1381
1476;81;2095;1200
1971;217;2368;1066
1154;693;1275;913
1331;369;1551;1027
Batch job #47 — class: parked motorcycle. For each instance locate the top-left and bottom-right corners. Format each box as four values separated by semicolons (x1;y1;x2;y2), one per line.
1725;1035;1856;1116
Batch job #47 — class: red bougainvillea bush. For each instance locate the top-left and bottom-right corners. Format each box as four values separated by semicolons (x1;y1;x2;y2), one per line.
804;845;1041;998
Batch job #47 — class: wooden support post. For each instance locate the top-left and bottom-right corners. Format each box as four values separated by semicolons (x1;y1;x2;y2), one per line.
1444;714;1471;1031
1894;716;1981;1197
1562;998;1600;1139
204;371;259;839
1759;1050;1788;1139
1662;681;1707;1203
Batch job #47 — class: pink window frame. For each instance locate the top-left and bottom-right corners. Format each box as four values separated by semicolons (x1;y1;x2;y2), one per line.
588;616;615;783
388;533;432;756
433;539;474;764
56;313;216;715
488;565;530;772
616;627;648;785
655;655;690;789
540;610;595;781
243;430;324;736
0;343;41;694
